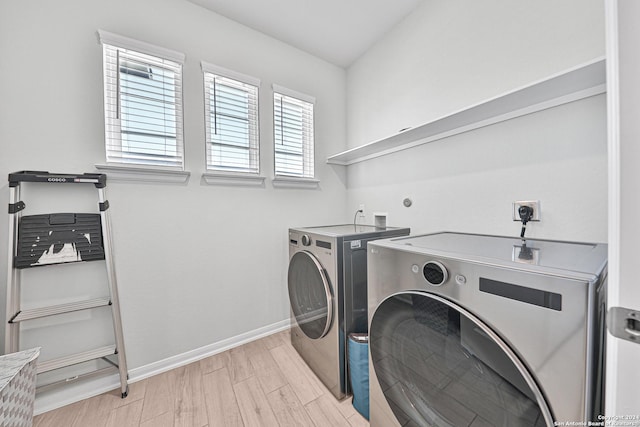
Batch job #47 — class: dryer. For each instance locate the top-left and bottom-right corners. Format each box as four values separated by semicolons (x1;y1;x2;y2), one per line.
288;224;410;399
367;232;607;426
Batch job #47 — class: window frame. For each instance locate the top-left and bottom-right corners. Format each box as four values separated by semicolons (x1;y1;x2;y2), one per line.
201;62;261;176
98;30;186;172
272;84;316;182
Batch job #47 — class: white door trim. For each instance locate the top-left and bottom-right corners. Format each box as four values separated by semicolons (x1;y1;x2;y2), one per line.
604;0;620;412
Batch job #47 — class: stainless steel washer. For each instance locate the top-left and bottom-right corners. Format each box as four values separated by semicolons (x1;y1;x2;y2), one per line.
288;224;410;399
367;232;607;426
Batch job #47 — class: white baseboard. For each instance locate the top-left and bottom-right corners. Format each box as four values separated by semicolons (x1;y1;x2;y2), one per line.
34;319;290;416
128;318;290;382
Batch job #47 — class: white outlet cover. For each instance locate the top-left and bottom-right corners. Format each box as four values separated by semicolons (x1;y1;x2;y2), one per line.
512;200;541;221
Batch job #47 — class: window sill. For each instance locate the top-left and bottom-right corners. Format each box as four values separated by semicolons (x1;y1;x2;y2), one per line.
202;172;266;187
271;176;320;189
95;164;191;184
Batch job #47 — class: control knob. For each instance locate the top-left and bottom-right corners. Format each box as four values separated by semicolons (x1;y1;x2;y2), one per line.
301;235;312;246
423;261;448;286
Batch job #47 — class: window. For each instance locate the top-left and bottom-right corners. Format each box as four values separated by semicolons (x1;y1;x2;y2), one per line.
99;30;185;170
202;63;260;174
273;85;315;178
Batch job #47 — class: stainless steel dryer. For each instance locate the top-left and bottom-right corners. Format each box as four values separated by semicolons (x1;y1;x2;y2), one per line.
367;232;607;427
288;224;410;399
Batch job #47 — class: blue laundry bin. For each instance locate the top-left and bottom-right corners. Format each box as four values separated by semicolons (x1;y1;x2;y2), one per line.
348;333;369;420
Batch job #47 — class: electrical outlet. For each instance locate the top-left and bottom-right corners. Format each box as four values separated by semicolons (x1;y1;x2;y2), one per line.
512;200;541;221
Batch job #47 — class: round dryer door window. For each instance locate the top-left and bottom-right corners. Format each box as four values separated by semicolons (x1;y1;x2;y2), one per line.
370;291;553;427
288;251;333;340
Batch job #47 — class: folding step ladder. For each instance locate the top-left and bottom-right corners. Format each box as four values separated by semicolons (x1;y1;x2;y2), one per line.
5;171;128;398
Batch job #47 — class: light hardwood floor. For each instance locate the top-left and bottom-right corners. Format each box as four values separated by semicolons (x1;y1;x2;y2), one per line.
33;329;369;427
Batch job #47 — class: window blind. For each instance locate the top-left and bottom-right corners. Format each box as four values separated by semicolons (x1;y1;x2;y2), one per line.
203;71;260;173
101;39;184;169
273;91;314;178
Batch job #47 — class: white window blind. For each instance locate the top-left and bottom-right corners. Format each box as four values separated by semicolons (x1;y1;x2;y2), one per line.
203;64;260;174
273;87;315;178
99;31;185;170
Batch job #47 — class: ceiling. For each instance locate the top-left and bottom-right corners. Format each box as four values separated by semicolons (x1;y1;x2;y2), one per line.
187;0;425;68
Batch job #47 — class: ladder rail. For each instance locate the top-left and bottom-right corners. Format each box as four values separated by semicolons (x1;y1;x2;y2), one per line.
98;186;128;397
5;184;21;354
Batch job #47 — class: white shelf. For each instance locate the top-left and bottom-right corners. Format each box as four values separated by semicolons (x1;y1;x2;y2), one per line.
327;57;606;166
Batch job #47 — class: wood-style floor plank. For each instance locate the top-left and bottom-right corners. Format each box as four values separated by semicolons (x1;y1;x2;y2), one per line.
202;367;244;427
261;330;288;350
33;400;83;427
199;348;229;374
348;413;370;427
305;394;352;427
245;339;287;394
167;363;208;427
105;399;143;427
228;346;255;384
267;384;315;427
33;329;370;427
139;411;173;427
139;372;172;422
233;376;279;427
336;394;361;420
270;344;325;405
71;394;114;427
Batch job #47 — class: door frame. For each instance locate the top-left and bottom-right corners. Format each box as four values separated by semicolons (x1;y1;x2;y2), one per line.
605;0;640;416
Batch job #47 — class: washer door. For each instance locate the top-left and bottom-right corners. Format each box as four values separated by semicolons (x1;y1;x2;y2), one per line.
288;251;333;339
370;291;554;427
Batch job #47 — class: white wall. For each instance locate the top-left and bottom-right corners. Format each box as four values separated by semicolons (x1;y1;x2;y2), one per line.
346;0;608;242
0;0;347;384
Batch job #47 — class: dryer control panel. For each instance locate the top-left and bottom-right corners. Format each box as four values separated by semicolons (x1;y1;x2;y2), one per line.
289;232;332;251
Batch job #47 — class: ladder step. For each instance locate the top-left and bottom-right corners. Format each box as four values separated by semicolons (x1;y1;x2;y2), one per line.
36;366;118;393
11;297;112;323
37;345;117;374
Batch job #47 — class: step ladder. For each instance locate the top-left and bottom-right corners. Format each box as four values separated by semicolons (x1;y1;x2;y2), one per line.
5;171;128;398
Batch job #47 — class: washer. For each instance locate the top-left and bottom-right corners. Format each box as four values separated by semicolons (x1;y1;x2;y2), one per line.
288;224;410;399
367;232;607;426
